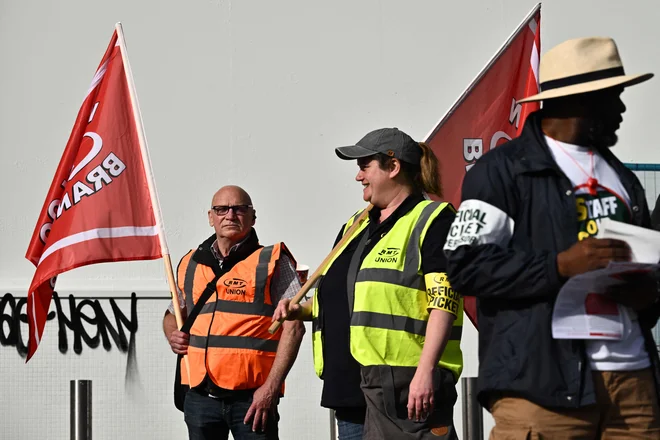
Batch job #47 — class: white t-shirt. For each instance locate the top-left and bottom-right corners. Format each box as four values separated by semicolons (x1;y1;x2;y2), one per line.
546;135;650;371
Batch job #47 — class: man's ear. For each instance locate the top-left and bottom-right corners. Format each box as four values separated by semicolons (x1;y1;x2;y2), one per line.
208;210;214;227
251;210;257;226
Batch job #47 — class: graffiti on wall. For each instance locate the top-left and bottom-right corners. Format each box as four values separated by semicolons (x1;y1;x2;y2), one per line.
0;292;142;358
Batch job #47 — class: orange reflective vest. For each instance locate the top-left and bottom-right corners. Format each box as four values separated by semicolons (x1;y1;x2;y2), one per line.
177;243;291;392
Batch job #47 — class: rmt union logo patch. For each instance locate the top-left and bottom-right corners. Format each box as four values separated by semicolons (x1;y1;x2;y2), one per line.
375;247;400;263
224;278;247;295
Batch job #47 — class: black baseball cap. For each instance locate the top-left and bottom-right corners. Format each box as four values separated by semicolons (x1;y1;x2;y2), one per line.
335;128;422;164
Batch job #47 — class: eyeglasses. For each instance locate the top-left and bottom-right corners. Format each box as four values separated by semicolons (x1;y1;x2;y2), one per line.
211;205;253;216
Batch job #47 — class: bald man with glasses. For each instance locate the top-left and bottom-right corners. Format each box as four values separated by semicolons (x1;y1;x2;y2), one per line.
163;185;305;440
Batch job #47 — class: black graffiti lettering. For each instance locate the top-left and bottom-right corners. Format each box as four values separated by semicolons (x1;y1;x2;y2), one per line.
75;299;104;353
53;293;73;353
103;293;138;352
55;293;138;354
52;294;105;354
15;297;29;357
1;293;56;358
0;293;16;346
0;292;138;358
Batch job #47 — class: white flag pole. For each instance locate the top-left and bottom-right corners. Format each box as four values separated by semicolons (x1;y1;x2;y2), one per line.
424;2;541;141
115;22;191;382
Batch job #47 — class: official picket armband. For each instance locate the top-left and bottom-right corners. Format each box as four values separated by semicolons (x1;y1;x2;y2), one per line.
425;272;460;316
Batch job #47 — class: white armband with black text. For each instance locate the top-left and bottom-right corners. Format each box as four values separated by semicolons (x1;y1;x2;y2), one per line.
443;199;515;251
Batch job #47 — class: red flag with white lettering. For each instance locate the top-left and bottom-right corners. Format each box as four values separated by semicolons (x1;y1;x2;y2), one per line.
425;5;541;326
25;30;162;360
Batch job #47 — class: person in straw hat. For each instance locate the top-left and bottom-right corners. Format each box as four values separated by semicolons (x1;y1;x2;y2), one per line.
444;37;660;438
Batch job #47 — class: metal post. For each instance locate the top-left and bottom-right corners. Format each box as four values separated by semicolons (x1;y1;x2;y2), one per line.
462;377;483;440
70;380;92;440
329;409;337;440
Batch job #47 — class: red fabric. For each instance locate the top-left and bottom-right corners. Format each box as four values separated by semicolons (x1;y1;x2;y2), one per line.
25;30;162;360
426;11;541;327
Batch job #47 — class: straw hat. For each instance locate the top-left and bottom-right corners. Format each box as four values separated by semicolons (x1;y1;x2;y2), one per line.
519;37;653;103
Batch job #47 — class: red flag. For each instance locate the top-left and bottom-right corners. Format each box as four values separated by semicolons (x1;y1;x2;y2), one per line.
425;5;541;326
25;29;163;360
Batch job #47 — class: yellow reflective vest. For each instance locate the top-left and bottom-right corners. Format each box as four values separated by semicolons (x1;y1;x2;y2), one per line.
312;200;463;381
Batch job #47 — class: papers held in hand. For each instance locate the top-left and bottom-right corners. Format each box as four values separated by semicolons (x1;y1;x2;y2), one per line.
552;219;660;341
596;218;660;264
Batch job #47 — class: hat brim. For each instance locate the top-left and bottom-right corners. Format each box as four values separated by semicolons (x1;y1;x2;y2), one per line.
518;72;654;103
335;145;377;160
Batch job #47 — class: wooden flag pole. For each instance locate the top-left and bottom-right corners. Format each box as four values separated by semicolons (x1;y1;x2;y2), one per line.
115;22;190;383
269;204;373;334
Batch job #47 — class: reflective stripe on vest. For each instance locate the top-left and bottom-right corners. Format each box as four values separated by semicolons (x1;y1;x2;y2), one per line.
351;311;463;340
310;275;324;377
189;335;279;352
184;255;197;313
183;244;286;390
176;251;195;385
311;210;370;378
310;276;323;334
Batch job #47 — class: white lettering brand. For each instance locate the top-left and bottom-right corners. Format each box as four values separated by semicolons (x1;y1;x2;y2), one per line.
461;94;522;170
55;152;127;218
37;98;130;245
509;98;522;129
463;139;483;172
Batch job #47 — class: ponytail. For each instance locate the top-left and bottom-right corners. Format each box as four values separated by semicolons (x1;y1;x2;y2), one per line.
416;142;442;197
373;142;442;198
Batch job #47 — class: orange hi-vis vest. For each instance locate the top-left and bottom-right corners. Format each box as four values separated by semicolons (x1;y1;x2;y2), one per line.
177;243;290;392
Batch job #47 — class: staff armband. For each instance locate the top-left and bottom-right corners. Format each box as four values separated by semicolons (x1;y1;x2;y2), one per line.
424;272;460;316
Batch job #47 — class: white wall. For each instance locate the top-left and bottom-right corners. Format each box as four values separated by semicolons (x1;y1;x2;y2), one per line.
2;1;659;439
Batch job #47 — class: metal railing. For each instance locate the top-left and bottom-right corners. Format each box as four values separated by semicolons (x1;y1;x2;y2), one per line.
624;163;660;172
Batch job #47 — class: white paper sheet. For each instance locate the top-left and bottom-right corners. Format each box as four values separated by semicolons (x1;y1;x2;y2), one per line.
596;218;660;264
552;262;659;340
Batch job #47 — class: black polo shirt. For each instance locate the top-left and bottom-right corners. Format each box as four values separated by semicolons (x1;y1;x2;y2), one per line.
317;194;456;422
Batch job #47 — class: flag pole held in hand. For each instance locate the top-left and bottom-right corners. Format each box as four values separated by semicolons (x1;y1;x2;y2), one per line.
115;23;191;384
269;204;373;334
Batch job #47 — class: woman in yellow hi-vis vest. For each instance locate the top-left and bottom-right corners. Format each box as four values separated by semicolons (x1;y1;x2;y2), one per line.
274;128;463;440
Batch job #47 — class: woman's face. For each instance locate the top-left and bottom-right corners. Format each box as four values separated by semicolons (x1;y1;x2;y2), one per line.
355;157;394;206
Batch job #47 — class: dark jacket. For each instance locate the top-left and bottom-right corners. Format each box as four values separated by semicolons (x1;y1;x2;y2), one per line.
444;111;660;409
652;194;660;231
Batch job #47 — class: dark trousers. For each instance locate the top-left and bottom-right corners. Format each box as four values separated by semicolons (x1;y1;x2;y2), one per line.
184;389;280;440
360;365;458;440
337;418;364;440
